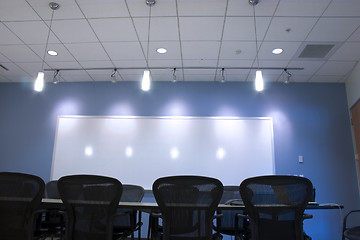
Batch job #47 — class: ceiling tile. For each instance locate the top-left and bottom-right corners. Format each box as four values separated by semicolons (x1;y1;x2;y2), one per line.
310;75;344;83
16;62;43;76
146;41;181;60
65;43;110;61
113;60;147;68
219;41;256;60
258;41;302;60
76;0;130;18
86;70;114;82
0;62;31;82
177;0;227;16
218;59;254;69
0;23;23;45
60;70;93;82
89;18;138;42
28;43;76;62
348;27;360;42
148;60;182;68
227;0;278;17
181;41;221;60
127;0;177;17
287;60;325;76
103;42;145;61
51;19;98;43
47;61;82;70
27;0;84;20
0;45;41;62
79;61;114;69
264;17;317;41
323;0;360;17
0;0;40;21
274;0;331;17
179;17;224;41
316;61;357;76
223;17;271;41
182;59;218;68
330;42;360;61
4;21;60;44
306;18;360;42
133;17;179;41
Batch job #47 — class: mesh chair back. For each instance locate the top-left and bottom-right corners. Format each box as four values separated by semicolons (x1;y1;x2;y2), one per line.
45;180;60;199
215;186;247;237
239;175;313;240
0;172;45;240
57;175;122;240
153;175;223;240
113;184;145;236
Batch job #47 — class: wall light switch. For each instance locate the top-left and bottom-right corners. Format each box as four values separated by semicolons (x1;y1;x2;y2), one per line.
298;155;304;163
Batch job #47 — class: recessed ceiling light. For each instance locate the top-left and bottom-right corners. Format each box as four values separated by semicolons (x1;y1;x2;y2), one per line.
47;50;58;56
156;48;167;54
272;48;283;55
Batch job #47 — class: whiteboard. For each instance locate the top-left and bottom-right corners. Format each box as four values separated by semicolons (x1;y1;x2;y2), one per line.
51;116;275;189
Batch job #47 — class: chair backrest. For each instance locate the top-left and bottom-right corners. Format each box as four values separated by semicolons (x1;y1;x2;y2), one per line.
215;186;246;236
45;180;60;199
114;184;145;228
0;172;45;240
239;175;313;240
57;175;122;240
153;175;223;240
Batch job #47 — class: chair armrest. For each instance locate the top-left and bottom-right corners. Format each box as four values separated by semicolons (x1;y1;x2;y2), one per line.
343;210;360;234
224;199;243;205
151;212;162;218
213;213;223;220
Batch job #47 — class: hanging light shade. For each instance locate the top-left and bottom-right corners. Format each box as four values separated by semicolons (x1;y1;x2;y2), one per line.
34;71;45;92
255;70;264;92
141;70;151;91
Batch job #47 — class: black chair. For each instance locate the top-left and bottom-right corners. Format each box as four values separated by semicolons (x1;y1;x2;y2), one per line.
213;186;248;240
113;184;145;240
57;174;122;240
239;175;313;240
152;175;223;240
0;172;45;240
343;210;360;240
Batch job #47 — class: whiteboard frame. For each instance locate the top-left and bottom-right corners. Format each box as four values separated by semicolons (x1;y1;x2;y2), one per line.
51;115;275;187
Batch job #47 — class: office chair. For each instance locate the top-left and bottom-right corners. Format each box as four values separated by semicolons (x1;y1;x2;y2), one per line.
57;174;122;240
239;175;313;240
213;186;249;240
343;210;360;240
0;172;45;240
113;184;145;240
152;175;223;240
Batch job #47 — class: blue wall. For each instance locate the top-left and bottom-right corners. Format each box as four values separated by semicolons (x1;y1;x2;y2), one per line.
0;81;358;240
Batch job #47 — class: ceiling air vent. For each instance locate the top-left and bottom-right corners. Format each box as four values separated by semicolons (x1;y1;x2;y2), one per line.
298;44;334;58
294;42;340;61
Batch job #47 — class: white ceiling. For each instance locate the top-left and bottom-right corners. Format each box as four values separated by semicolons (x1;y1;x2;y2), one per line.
0;0;360;84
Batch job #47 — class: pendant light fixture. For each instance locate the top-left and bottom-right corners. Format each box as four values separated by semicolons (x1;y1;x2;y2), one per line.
34;2;59;92
251;0;263;92
141;0;155;91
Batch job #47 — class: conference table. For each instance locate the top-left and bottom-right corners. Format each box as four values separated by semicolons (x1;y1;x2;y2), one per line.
41;198;343;211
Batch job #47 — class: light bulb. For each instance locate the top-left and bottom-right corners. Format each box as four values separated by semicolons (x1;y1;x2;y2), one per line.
255;70;264;92
34;71;44;92
141;70;151;91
